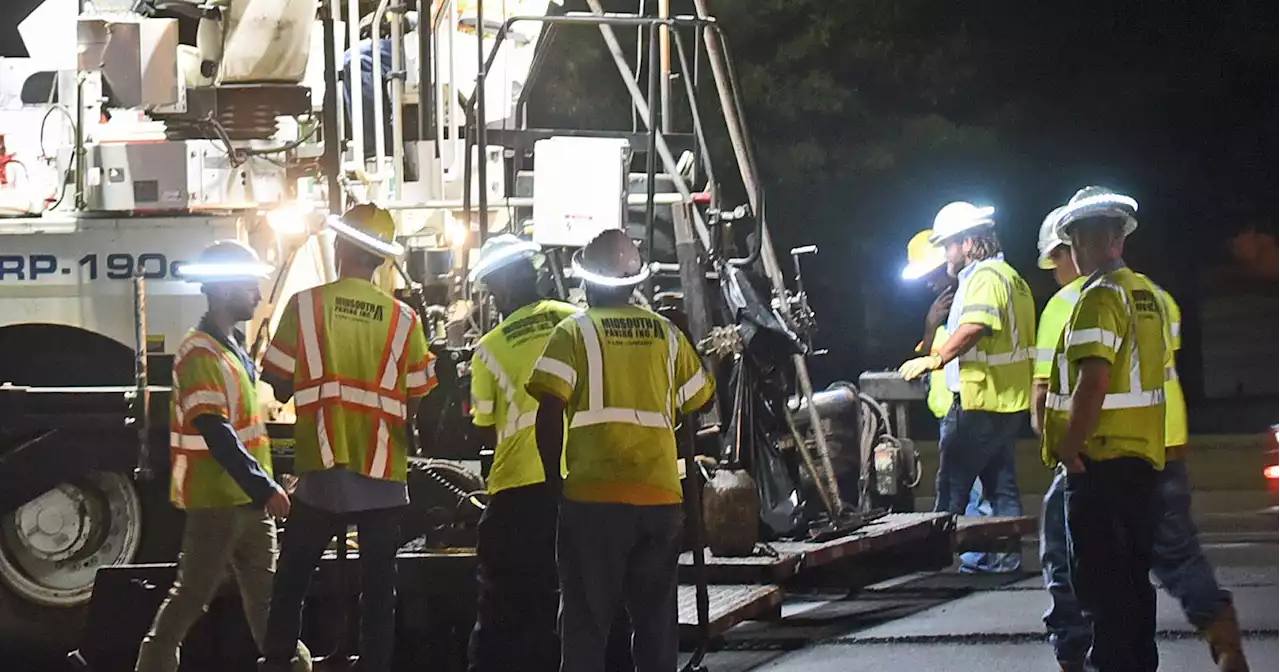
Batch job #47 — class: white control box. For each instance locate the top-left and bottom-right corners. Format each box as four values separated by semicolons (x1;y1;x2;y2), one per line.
531;136;630;248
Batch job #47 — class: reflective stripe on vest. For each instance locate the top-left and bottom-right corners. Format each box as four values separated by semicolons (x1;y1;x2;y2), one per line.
1046;278;1165;411
170;334;264;508
957;264;1033;366
474;343;536;443
293;289;416;477
567;313;674;430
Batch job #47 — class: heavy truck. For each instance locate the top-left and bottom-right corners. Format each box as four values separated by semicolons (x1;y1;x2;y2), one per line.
0;0;936;666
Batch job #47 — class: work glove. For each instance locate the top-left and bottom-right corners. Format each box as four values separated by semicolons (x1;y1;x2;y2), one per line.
898;355;942;381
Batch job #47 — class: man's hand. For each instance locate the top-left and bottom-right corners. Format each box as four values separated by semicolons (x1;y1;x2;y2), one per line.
1055;441;1086;474
265;488;292;519
925;286;955;334
898;355;942;381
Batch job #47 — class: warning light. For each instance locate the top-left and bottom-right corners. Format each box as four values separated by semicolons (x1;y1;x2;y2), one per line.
1264;465;1279;480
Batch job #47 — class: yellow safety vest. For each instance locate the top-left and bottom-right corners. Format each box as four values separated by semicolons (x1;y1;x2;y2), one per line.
169;330;273;510
1034;277;1087;381
471;299;578;494
1141;275;1187;448
925;325;952;420
1042;266;1166;469
953;259;1037;413
526;306;716;505
264;278;436;483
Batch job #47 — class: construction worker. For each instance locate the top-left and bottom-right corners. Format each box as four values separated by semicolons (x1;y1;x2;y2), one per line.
1041;187;1168;672
897;202;1034;573
136;241;311;672
464;235;578;672
1033;195;1248;672
259;204;437;672
900;230;993;568
526;229;716;672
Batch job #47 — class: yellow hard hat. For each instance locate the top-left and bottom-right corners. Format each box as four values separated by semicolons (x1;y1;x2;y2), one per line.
572;229;650;286
901;229;946;280
178;240;273;283
329;203;404;258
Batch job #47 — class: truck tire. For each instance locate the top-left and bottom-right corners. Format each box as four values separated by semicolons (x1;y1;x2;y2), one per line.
0;470;182;655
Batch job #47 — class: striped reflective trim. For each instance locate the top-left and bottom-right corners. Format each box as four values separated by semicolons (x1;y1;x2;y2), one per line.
1035;347;1056;364
533;357;577;389
294;380;408;419
676;369;707;408
406;369;431;390
961;304;1000;318
370;419;391;478
1165;367;1179;382
571;408;672;429
1067;328;1120;351
574;314;605;411
379;303;415;390
1045;388;1165;411
263;345;295;374
172;454;189;505
500;411;538;441
961;346;1034;366
474;344;525;441
181;390;228;415
1169;322;1181;339
317;407;335;468
472;398;495;415
170;423;270;451
297;289;324;381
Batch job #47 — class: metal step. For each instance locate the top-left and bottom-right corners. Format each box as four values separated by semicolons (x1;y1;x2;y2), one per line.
953;515;1038;553
677;584;784;638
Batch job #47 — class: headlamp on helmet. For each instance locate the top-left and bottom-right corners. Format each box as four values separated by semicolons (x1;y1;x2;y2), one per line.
1052;186;1138;239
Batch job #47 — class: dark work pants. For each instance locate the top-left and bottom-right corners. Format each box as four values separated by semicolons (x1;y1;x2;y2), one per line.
1065;457;1160;672
466;483;560;672
557;500;683;672
262;502;403;672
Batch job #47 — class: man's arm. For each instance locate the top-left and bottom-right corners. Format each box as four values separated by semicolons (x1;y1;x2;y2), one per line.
191;414;282;507
262;295;301;403
263;370;294;404
534;395;566;488
1055;358;1111;472
1032;382;1049;436
936;323;987;365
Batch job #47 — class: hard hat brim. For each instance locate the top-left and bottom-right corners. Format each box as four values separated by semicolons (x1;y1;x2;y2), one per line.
328;216;405;258
901;257;946;281
570;249;651;287
467;240;543;283
1052;194;1138;240
177;261;275;283
928;211;996;246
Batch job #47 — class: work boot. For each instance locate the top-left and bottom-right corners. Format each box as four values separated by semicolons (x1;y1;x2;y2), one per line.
1204;604;1250;671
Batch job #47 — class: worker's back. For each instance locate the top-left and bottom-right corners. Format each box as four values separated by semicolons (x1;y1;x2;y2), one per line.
266;276;435;482
527;305;715;506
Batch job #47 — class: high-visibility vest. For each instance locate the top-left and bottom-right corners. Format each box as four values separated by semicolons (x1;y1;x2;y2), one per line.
925;325;952;420
264;278;437;483
1034;277;1087;382
525;306;716;505
169;330;273;509
471;299;579;494
1042;266;1166;469
951;259;1037;413
1141;275;1188;448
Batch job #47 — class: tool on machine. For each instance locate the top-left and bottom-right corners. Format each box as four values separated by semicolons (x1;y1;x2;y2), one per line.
856;371;926;512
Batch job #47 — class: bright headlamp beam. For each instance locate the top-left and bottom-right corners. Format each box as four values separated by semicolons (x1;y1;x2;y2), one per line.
570;257;652;287
468;242;542;283
327;215;406;258
176;262;275;281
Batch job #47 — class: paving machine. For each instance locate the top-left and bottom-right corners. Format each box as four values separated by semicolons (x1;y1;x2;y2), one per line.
0;0;922;667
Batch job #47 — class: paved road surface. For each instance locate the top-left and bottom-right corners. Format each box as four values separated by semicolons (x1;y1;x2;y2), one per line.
682;524;1278;672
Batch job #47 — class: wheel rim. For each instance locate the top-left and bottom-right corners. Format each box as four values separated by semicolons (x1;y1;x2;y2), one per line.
0;471;143;607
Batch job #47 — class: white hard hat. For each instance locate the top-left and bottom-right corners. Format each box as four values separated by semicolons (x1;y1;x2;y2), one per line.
928;201;996;246
572;229;651;287
1052;186;1138;239
467;234;542;283
1037;206;1070;270
177;240;273;283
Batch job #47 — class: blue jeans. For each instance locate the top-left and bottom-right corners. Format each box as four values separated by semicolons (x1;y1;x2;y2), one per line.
342;39;395;160
1040;459;1233;664
936;398;1023;572
942;416;996;570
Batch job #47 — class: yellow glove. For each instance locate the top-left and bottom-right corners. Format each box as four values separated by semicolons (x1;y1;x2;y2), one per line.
898;355;942;381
